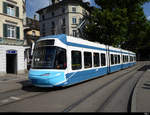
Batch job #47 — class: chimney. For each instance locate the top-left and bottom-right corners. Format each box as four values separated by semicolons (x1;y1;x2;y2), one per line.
34;14;37;20
51;0;60;4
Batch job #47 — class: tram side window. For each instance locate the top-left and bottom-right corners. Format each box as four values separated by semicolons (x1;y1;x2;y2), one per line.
124;56;126;62
127;56;129;62
94;53;100;67
130;56;133;62
111;54;114;65
114;55;118;64
118;55;120;64
101;53;106;66
71;51;82;70
55;47;67;69
84;52;92;68
130;56;132;62
123;55;125;63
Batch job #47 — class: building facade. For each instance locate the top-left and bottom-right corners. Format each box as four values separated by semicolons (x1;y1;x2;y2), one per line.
0;0;27;76
24;17;40;70
37;0;89;37
24;17;40;47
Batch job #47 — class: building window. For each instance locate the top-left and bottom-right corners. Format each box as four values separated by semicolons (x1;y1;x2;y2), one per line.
72;51;82;70
62;7;65;13
72;30;77;37
51;30;55;35
62;18;65;25
42;15;45;20
42;32;45;36
84;52;92;68
62;28;66;34
3;2;19;17
72;7;76;12
52;12;55;17
82;9;86;15
79;18;82;24
51;21;55;28
32;31;36;37
7;5;15;17
3;24;20;39
72;17;77;24
7;25;16;38
42;23;45;32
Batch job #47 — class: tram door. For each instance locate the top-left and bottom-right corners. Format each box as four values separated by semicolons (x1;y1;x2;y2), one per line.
6;51;17;74
106;45;111;73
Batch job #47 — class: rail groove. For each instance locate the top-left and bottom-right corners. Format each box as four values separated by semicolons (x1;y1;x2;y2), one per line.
63;64;142;112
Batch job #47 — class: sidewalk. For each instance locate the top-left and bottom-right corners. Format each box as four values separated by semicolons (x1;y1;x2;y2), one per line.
0;73;32;93
131;68;150;112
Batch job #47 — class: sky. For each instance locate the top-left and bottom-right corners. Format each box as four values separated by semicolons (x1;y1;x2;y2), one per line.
26;0;150;20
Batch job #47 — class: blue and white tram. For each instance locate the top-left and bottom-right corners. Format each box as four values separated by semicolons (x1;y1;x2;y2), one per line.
28;34;136;87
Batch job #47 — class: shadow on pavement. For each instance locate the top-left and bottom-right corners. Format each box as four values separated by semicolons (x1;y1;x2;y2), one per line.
17;80;68;93
138;65;150;71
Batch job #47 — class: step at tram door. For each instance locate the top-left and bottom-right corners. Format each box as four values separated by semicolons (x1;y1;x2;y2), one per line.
6;50;17;74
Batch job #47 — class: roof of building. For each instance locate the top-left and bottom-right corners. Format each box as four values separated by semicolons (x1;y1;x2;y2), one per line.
25;17;40;30
36;0;90;14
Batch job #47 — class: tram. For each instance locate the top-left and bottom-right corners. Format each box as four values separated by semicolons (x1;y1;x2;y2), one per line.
28;34;136;87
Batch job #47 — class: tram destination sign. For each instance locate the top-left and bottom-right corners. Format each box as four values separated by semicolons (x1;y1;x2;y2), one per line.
37;40;55;47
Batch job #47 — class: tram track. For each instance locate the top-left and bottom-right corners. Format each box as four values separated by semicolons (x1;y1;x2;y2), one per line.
0;84;61;107
0;63;144;110
62;63;144;112
96;65;146;112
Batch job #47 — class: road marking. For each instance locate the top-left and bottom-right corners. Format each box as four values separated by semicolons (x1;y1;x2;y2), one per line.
0;96;21;105
0;77;27;83
1;99;9;103
10;96;20;100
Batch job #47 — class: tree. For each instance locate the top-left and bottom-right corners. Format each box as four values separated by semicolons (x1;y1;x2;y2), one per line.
84;0;150;60
84;0;129;47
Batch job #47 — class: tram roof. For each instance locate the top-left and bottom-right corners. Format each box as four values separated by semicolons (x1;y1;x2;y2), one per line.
38;34;106;47
38;34;136;55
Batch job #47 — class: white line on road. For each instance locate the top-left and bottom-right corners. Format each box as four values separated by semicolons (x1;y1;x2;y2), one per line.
1;99;9;103
10;96;20;100
0;77;27;83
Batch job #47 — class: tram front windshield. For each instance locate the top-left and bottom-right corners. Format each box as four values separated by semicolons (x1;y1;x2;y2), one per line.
31;46;67;69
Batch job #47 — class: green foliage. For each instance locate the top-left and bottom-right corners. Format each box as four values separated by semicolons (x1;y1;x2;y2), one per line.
83;0;150;60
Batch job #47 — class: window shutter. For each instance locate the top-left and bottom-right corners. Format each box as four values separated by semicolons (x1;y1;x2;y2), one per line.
3;2;7;14
16;27;20;39
3;24;7;38
16;6;19;17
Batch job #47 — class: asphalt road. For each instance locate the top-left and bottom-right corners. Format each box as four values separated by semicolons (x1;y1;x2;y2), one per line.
0;62;148;112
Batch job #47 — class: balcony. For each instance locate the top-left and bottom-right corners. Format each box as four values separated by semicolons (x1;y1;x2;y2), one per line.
0;37;24;46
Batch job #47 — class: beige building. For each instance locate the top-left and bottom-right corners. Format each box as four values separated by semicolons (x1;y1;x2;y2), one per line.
37;0;89;37
0;0;27;76
24;17;40;70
